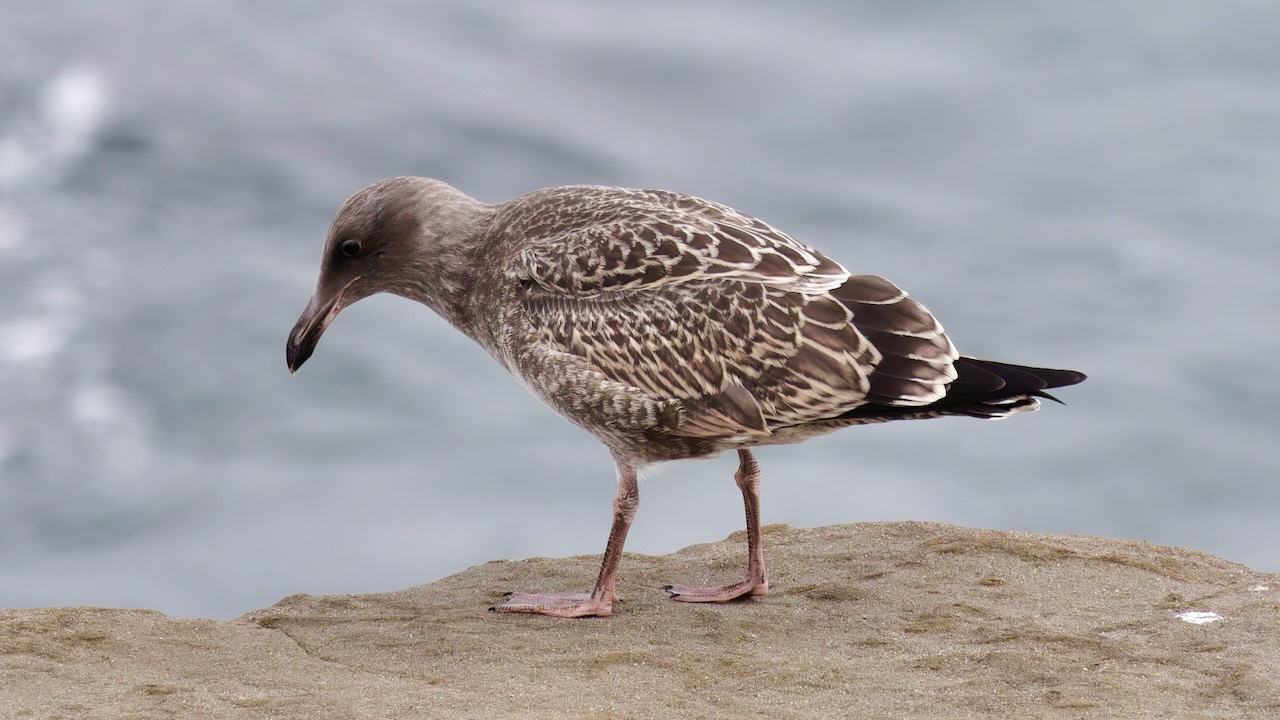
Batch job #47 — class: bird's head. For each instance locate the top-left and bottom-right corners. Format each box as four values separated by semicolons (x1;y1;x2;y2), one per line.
286;176;490;373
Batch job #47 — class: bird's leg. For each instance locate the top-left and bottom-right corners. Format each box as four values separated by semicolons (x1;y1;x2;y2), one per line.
491;457;638;618
663;448;769;603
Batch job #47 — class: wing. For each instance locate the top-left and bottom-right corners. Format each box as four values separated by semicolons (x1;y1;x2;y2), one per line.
502;186;957;440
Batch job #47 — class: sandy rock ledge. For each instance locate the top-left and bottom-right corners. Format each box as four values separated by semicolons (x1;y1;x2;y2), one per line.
3;522;1278;719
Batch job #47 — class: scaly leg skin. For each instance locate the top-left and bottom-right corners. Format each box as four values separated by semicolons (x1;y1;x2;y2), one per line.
663;448;769;603
491;458;639;618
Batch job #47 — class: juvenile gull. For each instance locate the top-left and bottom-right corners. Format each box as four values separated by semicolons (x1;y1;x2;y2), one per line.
287;177;1086;618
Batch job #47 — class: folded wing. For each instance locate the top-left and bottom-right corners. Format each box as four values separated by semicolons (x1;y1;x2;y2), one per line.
504;187;974;441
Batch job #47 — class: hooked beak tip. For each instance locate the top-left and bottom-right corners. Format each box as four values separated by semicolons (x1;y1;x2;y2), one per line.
286;276;362;374
285;334;312;374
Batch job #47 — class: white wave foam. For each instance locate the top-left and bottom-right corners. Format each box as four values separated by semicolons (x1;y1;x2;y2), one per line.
0;65;158;535
70;379;153;489
0;277;83;365
0;65;110;192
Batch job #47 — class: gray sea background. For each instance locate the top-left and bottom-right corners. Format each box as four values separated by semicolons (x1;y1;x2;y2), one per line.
2;1;1278;619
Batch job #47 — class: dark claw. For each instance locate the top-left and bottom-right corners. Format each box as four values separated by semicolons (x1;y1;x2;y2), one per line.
502;591;513;597
488;606;497;612
660;585;673;591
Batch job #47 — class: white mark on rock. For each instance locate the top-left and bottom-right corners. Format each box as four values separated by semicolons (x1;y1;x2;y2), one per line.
1176;611;1223;625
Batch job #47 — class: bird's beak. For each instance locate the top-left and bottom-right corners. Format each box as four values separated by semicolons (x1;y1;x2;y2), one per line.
286;276;362;373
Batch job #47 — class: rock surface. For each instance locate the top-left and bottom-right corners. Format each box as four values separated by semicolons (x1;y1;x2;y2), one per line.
3;522;1278;719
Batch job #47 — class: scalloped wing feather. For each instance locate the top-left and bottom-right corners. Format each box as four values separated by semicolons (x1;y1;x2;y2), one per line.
505;186;961;440
505;187;848;296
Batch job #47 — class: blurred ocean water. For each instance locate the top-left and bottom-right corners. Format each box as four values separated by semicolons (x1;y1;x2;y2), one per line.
1;1;1278;618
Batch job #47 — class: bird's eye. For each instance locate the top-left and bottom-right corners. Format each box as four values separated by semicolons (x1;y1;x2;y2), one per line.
340;239;362;258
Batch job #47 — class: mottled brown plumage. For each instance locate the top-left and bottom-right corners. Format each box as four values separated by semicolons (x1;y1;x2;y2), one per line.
287;177;1085;617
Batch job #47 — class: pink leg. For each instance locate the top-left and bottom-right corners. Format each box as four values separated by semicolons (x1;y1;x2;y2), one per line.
664;448;769;603
491;457;639;618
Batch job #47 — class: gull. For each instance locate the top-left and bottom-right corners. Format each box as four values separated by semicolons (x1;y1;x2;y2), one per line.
287;177;1086;618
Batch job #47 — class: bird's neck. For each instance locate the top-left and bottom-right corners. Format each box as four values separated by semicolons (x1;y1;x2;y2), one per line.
398;202;497;338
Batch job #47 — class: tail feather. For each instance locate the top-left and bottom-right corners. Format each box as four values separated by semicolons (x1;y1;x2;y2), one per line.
836;357;1086;422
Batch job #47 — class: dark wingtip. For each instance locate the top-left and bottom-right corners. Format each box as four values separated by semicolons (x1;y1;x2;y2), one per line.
1032;390;1066;406
1058;370;1088;387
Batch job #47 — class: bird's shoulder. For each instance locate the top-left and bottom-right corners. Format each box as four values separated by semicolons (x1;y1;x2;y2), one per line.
492;185;847;296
